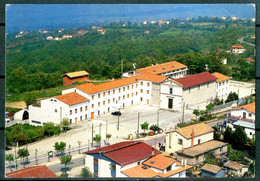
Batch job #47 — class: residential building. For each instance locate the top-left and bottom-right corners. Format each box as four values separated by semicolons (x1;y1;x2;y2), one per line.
212;72;231;100
15;34;23;38
83;141;161;178
29;92;90;126
250;18;255;22
143;21;148;25
221;16;226;20
151;20;157;24
97;28;106;34
62;34;73;39
136;61;188;79
62;70;89;86
224;161;248;177
227;102;255;139
230;16;239;21
231;45;245;54
222;57;227;64
5;165;58;178
166;123;214;153
122;154;192;178
54;37;61;41
176;140;228;165
46;36;53;40
160;72;217;111
201;163;225;178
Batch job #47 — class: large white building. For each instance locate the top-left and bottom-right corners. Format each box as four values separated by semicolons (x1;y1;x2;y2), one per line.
212;72;231;101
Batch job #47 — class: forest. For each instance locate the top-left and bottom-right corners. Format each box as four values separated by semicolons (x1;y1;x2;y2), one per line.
6;18;255;95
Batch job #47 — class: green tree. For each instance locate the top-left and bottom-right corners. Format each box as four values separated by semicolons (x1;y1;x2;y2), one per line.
225;92;239;103
61;118;70;132
224;126;233;143
206;103;214;114
93;134;101;148
193;109;200;120
106;133;112;143
141;121;149;133
5;153;14;170
231;126;247;150
24;92;38;108
54;141;67;154
80;167;93;178
17;148;30;168
60;154;72;175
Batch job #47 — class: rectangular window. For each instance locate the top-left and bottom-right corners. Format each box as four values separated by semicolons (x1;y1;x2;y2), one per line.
92;104;94;108
108;91;110;95
178;139;183;145
103;92;105;97
168;99;173;109
243;112;246;118
127;94;129;98
140;97;143;101
119;88;121;93
103;101;105;105
108;99;110;104
127;86;129;90
123;95;125;99
132;85;134;89
189;88;191;93
147;90;149;94
70;110;72;115
92;95;94;100
136;92;138;96
169;88;173;94
98;94;100;98
249;113;252;117
147;82;150;86
123;87;125;91
55;109;57;113
141;82;143;86
85;106;88;110
132;93;134;97
85;114;87;119
136;84;138;88
113;90;115;94
80;107;83;112
75;109;77;114
98;102;100;106
141;89;143;93
80;116;82;121
113;98;115;102
119;96;121;100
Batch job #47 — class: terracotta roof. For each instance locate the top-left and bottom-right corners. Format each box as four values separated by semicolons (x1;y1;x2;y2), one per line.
201;163;223;174
143;154;176;170
232;45;244;49
247;58;255;62
63;70;89;78
225;161;246;171
136;73;168;83
176;123;214;139
76;77;138;94
5;165;58;178
232;102;255;114
121;165;158;177
212;72;231;83
158;165;192;178
228;115;255;123
173;72;217;88
137;61;187;75
84;141;160;166
54;92;89;106
176;140;228;157
122;164;192;178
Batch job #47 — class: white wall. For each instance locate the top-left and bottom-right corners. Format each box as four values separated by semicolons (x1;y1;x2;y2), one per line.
216;79;230;100
231;109;255;121
98;158;111;177
85;154;94;172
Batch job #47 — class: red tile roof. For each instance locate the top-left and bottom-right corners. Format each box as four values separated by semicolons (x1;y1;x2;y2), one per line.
55;92;89;106
232;45;244;49
232;102;255;114
5;165;58;178
176;123;214;139
137;61;187;75
121;165;158;177
136;73;168;83
143;154;176;170
173;72;217;88
84;141;160;166
228;115;255;123
247;58;255;62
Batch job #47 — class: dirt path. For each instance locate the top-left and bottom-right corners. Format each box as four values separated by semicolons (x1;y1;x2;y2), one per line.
5;101;26;109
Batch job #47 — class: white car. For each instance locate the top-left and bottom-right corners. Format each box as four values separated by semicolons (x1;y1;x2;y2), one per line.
5;115;11;123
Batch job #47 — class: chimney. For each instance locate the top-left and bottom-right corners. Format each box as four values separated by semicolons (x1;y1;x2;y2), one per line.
191;130;194;147
181;159;183;165
151;148;154;156
184;159;187;166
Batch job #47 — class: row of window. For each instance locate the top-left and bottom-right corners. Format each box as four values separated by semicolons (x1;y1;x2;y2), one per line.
70;106;88;115
91;83;150;100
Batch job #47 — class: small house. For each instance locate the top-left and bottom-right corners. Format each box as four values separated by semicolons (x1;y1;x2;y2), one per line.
231;45;245;54
201;163;225;178
62;70;89;86
224;161;248;177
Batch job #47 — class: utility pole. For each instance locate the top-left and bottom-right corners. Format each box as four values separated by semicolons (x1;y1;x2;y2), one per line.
68;145;71;155
14;142;17;170
157;110;160;128
99;123;102;136
237;89;240;106
91;124;94;147
106;120;108;137
182;102;185;123
35;149;38;165
88;139;90;151
137;112;140;136
78;141;81;154
60;107;62;130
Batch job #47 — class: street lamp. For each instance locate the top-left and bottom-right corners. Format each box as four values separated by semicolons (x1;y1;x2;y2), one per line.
157;109;160;128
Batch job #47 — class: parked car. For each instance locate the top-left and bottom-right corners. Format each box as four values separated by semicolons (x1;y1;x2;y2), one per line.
111;111;121;116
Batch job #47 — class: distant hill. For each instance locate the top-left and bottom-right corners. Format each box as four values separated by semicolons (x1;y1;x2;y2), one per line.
6;4;255;32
